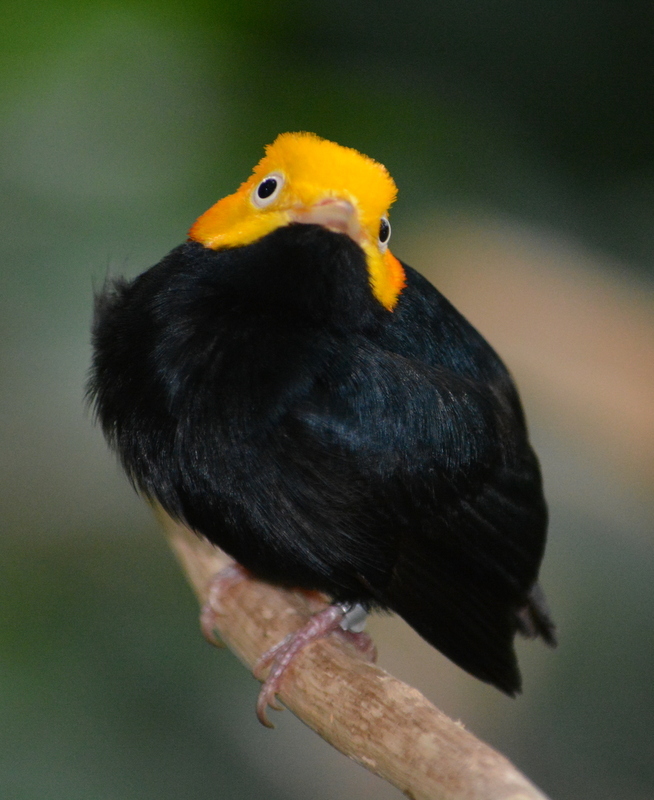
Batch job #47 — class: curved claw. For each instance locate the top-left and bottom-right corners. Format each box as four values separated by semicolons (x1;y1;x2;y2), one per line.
256;684;286;728
253;603;363;727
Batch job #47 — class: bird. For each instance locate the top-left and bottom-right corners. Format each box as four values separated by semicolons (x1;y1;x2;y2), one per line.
89;131;555;725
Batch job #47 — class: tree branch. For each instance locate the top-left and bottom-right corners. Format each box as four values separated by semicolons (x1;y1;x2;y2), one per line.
159;512;550;800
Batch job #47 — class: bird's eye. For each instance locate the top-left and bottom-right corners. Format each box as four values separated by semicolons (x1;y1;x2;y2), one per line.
252;172;284;208
378;217;391;247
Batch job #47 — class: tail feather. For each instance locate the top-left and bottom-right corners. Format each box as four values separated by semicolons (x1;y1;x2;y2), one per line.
516;583;557;646
385;547;524;695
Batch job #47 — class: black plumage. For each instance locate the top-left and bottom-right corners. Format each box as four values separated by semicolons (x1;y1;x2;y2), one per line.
89;221;555;696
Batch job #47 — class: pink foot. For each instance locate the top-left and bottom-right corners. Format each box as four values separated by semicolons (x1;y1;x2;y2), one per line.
253;603;376;727
337;629;378;662
200;563;250;646
337;602;378;662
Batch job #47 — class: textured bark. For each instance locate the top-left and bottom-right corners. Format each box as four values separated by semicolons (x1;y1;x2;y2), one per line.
161;512;550;800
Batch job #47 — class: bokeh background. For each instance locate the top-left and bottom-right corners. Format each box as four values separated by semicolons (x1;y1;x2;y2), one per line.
1;2;653;798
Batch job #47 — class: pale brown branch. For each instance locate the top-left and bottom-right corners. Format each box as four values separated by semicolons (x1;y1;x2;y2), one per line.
160;512;550;800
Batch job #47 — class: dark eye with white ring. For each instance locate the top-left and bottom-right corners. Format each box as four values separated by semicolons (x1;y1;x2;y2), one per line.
378;217;391;248
252;172;284;208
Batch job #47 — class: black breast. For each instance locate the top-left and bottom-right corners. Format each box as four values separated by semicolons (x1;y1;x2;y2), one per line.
89;223;550;694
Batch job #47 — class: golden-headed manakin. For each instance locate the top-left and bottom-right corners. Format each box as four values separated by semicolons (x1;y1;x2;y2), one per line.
89;132;555;725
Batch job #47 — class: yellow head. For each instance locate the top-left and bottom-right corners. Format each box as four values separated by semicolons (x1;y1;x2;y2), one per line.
189;132;405;310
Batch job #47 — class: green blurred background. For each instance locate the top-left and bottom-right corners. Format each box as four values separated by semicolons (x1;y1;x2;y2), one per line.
1;2;653;798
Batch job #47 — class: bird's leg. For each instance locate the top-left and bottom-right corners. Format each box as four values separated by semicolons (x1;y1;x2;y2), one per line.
337;602;378;662
253;602;376;727
200;562;250;646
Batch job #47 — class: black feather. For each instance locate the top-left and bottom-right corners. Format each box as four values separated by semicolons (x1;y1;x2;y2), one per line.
89;223;554;694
